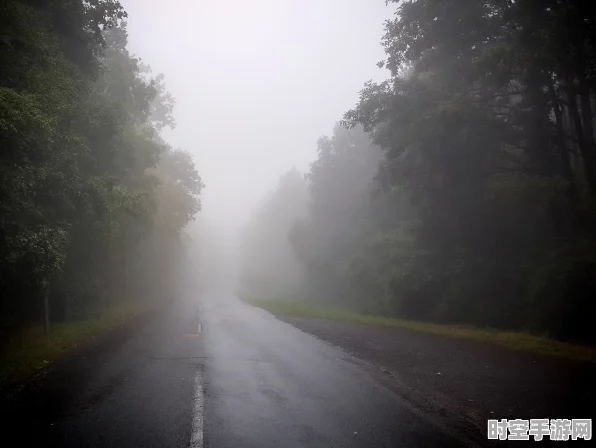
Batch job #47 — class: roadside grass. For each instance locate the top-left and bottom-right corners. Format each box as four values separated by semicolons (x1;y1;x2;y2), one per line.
0;301;155;384
242;296;596;363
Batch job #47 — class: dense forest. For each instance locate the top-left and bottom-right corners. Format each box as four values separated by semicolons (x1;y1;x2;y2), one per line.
242;0;596;344
0;0;202;336
3;0;596;346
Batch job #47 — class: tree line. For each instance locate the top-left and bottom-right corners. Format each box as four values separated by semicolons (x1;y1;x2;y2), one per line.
0;0;202;336
239;168;308;299
241;0;596;344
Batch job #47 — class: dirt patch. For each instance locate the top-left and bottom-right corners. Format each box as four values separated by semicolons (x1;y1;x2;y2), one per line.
279;316;596;445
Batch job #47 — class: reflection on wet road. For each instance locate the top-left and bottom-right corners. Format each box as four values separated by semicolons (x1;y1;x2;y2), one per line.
199;294;465;447
1;294;466;448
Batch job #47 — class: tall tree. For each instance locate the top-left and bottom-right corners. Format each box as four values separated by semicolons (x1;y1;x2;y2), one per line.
339;0;596;341
0;1;203;334
290;125;384;308
240;168;308;298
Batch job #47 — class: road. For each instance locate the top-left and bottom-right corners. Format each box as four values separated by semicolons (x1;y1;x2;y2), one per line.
1;293;467;447
278;316;596;445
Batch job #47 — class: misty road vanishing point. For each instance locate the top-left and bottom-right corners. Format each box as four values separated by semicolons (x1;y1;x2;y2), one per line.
1;295;467;448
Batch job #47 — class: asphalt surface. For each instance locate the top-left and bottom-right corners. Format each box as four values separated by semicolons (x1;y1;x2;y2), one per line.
1;299;202;447
279;316;596;446
201;294;465;448
1;293;467;447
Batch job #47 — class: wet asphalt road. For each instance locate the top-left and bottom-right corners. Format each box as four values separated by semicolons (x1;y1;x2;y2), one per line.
1;298;202;448
1;293;466;447
201;294;465;448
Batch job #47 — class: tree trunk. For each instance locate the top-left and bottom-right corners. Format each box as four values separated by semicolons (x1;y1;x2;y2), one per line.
548;79;575;188
579;76;596;154
547;79;577;232
44;285;50;334
565;76;596;206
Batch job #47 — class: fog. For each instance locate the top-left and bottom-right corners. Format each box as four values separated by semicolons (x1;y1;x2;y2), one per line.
121;0;392;286
3;3;594;443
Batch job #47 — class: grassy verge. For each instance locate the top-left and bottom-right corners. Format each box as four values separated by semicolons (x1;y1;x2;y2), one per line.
243;297;596;363
0;301;156;384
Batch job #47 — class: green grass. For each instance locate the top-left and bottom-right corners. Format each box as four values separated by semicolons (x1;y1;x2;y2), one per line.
0;302;155;384
243;296;596;363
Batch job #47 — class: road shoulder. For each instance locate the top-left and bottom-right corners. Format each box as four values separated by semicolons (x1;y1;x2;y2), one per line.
274;315;596;445
0;298;202;448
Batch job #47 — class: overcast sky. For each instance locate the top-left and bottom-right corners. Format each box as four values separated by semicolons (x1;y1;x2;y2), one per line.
121;0;392;243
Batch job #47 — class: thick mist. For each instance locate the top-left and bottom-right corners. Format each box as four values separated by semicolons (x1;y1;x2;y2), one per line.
121;0;392;288
3;3;594;446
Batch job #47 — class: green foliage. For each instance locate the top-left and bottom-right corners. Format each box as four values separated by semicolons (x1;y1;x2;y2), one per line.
0;1;202;334
0;300;155;383
289;125;384;305
291;0;596;344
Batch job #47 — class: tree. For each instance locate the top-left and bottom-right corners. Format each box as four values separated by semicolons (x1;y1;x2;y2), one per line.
290;125;384;308
0;0;203;335
273;0;596;343
240;168;308;298
339;0;596;341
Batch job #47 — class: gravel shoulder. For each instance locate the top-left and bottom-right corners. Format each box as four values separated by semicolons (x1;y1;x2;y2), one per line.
277;315;596;445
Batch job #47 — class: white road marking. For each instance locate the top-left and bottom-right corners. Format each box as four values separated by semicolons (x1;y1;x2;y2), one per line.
190;370;204;448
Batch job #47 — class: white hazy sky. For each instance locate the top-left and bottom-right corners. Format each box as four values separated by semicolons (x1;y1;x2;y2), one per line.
121;0;392;241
